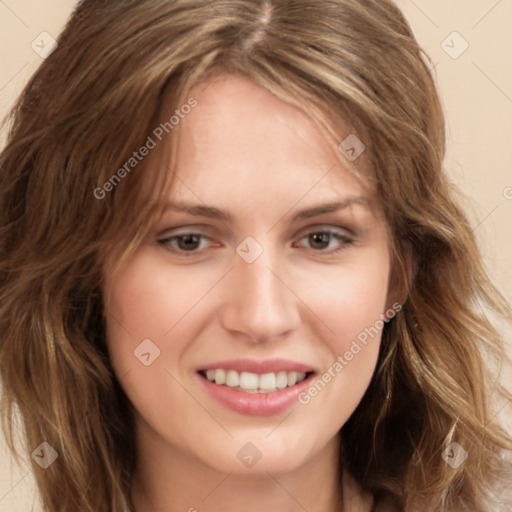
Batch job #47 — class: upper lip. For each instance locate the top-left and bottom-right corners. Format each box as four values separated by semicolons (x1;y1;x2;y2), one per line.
198;358;316;374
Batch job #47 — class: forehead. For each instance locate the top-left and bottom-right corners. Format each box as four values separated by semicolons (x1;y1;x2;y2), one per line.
147;74;379;222
190;77;357;171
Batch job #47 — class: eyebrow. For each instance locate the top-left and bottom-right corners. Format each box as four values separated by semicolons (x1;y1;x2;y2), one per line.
159;196;369;223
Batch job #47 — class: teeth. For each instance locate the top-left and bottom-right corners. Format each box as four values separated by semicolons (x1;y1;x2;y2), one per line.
203;369;309;392
214;369;226;385
259;372;276;390
276;371;288;389
240;372;259;390
287;371;298;387
225;370;239;387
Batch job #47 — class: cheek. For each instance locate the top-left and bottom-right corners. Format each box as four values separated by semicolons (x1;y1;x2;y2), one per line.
102;252;217;442
301;249;391;347
295;249;390;413
104;249;220;370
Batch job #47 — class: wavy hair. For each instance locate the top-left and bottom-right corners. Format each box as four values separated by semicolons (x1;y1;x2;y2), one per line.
1;1;511;511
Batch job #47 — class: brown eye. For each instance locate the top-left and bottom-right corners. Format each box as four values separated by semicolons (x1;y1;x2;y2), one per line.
158;233;211;256
308;232;331;250
296;229;355;254
175;234;202;251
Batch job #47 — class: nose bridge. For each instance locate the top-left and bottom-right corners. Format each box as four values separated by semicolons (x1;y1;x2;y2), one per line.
219;241;300;342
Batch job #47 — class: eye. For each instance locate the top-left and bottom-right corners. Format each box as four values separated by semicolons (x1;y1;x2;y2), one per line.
294;229;355;254
157;233;215;256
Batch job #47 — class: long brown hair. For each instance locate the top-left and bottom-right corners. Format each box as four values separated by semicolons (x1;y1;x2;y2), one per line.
1;1;511;511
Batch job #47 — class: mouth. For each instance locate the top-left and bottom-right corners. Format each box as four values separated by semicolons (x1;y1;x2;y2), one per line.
196;358;318;415
198;368;315;393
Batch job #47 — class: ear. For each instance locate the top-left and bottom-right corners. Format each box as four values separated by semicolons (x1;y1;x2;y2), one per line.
385;241;415;313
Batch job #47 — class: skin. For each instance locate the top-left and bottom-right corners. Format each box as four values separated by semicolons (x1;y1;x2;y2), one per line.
103;74;398;512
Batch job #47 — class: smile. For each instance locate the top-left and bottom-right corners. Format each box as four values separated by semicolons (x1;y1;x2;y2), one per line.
199;369;310;393
196;358;317;415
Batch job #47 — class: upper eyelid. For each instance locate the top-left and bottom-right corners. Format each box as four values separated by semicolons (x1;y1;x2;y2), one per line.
156;224;222;240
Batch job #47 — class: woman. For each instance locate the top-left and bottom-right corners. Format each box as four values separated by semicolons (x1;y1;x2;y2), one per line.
1;1;511;511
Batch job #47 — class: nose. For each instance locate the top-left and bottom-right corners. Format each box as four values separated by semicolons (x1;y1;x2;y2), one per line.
219;247;301;344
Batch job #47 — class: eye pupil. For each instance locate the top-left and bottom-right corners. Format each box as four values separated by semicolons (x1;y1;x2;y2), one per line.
309;232;330;249
178;234;201;251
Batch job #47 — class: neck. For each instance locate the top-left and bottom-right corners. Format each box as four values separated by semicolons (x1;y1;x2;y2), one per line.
130;419;344;512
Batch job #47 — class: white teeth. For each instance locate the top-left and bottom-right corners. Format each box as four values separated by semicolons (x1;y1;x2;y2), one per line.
276;371;288;389
259;372;276;390
287;371;298;387
203;369;310;392
239;371;259;390
214;369;226;385
225;370;239;387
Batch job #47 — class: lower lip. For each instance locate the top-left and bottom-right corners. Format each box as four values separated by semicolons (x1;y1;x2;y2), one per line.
197;372;315;416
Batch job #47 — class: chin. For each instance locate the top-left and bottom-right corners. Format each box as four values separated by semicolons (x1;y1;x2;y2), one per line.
191;432;321;476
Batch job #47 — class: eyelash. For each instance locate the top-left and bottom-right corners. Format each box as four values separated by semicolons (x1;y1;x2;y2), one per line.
157;228;355;258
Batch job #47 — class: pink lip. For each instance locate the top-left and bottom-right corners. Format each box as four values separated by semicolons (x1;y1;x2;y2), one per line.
198;358;315;374
197;372;314;416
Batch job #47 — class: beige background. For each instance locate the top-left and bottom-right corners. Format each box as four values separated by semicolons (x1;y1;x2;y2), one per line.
0;1;511;510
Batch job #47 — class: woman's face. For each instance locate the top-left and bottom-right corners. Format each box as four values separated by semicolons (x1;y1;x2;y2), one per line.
103;74;395;475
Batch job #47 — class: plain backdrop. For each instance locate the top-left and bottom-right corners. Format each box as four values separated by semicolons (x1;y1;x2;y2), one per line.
0;1;511;510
